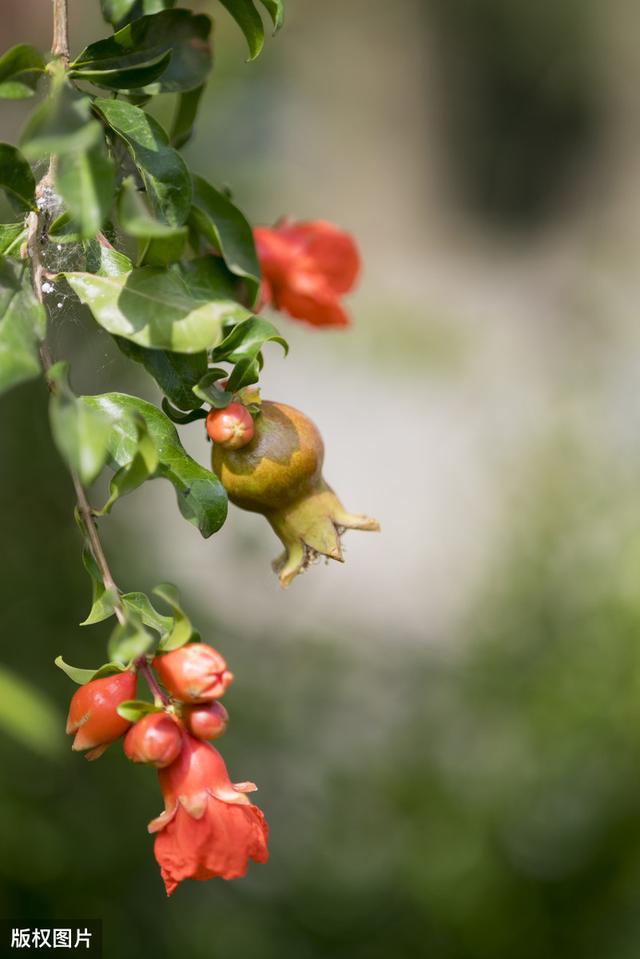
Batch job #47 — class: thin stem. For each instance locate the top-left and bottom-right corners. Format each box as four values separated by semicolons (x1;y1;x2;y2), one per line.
24;0;127;627
51;0;70;64
136;657;170;706
27;208;126;625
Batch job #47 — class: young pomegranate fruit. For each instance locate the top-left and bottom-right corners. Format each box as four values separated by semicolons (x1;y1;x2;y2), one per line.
211;401;379;587
206;403;255;450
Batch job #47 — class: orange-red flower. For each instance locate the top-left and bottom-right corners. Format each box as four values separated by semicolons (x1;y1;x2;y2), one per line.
254;219;360;328
152;643;234;703
148;732;269;896
66;670;137;761
124;712;183;768
183;701;229;741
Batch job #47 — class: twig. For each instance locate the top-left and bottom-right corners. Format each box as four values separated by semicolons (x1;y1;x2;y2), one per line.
27;0;127;627
136;657;170;706
52;0;70;65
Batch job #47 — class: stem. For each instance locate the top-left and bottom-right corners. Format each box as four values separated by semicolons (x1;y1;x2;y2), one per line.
136;658;170;706
27;208;125;626
52;0;70;64
26;0;127;627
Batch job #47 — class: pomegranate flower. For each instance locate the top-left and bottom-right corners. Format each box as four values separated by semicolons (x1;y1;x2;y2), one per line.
153;643;234;703
124;712;183;768
183;701;229;741
66;670;137;761
149;733;269;895
254;219;360;328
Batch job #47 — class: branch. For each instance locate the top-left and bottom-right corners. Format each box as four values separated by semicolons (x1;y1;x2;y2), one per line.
26;0;128;627
52;0;70;64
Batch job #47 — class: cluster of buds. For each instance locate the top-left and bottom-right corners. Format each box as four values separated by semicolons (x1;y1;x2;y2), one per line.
65;643;268;896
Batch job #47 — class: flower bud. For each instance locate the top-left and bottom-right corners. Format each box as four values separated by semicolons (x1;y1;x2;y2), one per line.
66;670;137;761
183;701;229;740
152;643;233;703
124;713;183;768
206;403;254;450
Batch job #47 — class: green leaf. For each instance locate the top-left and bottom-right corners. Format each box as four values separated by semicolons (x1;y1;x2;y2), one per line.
259;0;284;32
80;545;117;625
170;84;204;149
116;176;187;239
0;223;26;257
97;410;159;513
55;138;115;240
192;368;233;408
181;255;244;303
0;44;44;99
55;655;127;684
116;338;207;410
213;314;287;391
0;665;63;756
70;49;171;91
55;656;100;685
116;699;163;722
74;10;212;95
48;362;112;485
0;143;35;213
0;258;46;397
191;175;260;304
217;0;284;58
122;591;173;636
101;1;177;29
84;239;133;277
20;66;102;160
218;0;265;60
108;616;154;665
153;582;194;651
82;392;228;537
213;314;287;363
162;399;208;424
140;231;187;268
94;98;191;226
64;266;242;353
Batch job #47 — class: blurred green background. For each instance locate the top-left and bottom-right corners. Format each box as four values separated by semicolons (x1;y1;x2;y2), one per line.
4;0;640;956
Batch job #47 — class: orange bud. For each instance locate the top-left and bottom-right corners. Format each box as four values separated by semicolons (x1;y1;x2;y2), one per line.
153;643;233;704
183;701;229;740
66;671;137;760
124;713;183;768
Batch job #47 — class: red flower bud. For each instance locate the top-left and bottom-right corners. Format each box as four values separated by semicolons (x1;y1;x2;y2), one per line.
152;643;233;703
254;219;360;328
66;670;137;761
206;403;254;450
149;733;268;895
124;712;183;768
183;701;229;740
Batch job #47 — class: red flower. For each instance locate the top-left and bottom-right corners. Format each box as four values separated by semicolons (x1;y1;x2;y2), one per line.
124;712;183;768
66;670;137;761
254;219;360;328
148;733;269;896
152;643;234;703
183;701;229;741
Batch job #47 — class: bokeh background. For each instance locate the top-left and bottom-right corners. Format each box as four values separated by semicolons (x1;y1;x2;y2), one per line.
3;0;640;956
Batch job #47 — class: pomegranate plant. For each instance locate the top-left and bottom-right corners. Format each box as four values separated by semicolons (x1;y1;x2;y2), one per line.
0;0;378;895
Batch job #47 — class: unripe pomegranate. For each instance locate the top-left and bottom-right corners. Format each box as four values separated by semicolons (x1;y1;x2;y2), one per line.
66;670;137;761
124;712;183;768
206;403;254;450
183;701;229;740
211;401;379;587
152;643;234;703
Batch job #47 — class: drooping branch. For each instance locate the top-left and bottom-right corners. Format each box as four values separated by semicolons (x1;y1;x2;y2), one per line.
51;0;70;64
26;0;127;626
